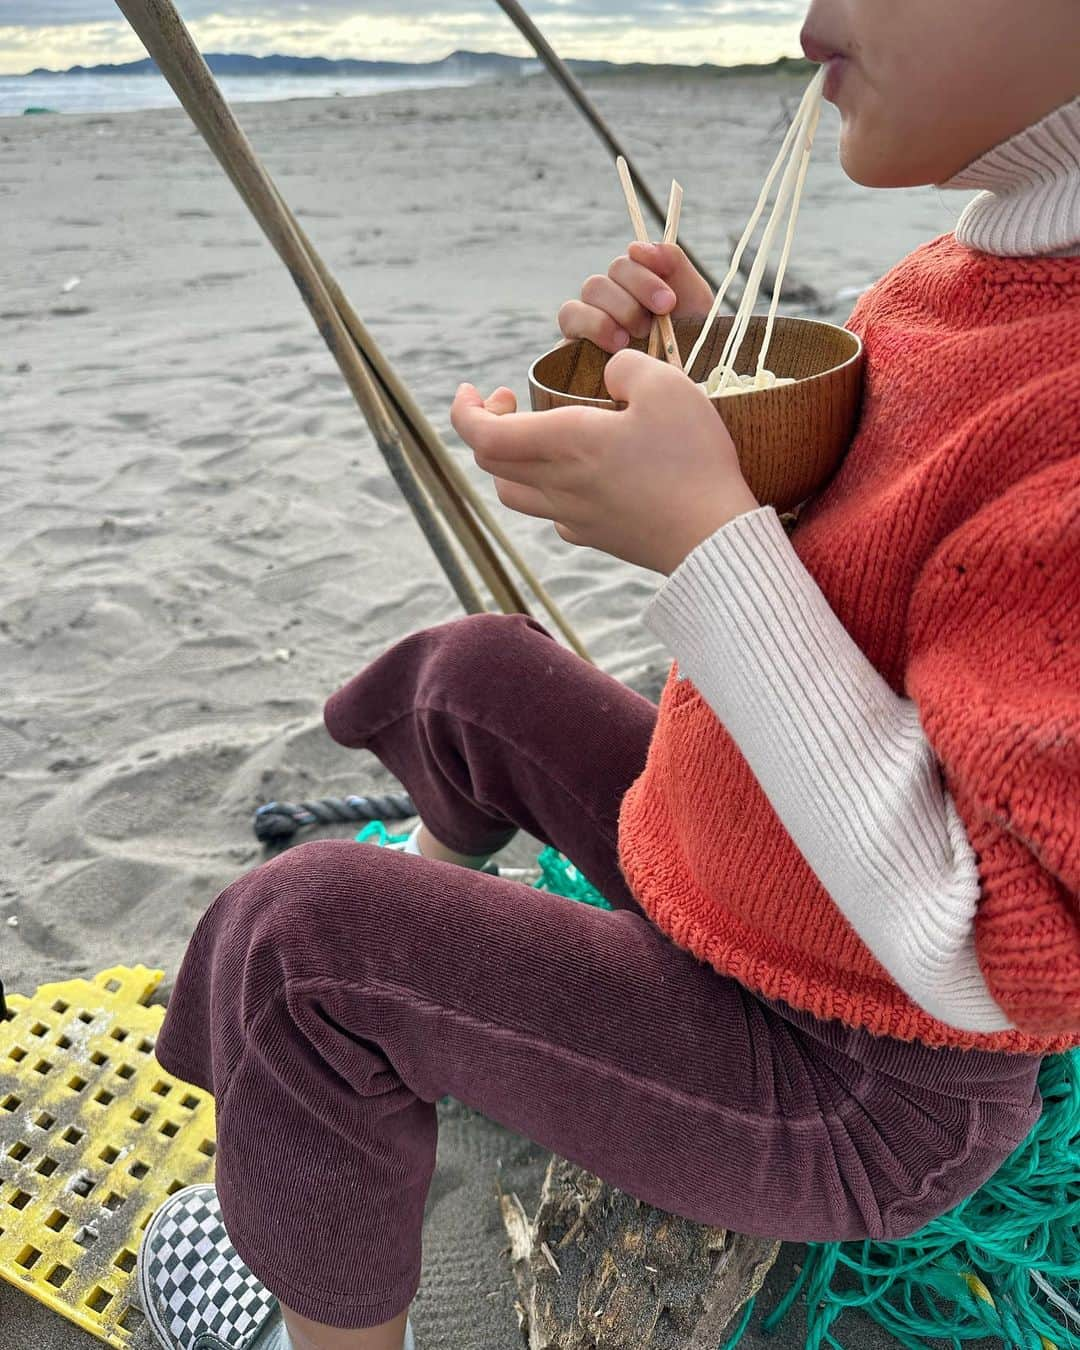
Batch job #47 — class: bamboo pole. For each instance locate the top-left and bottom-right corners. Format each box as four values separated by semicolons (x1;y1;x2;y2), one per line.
124;32;529;620
281;204;592;659
494;0;819;312
115;0;595;660
492;0;719;290
114;0;490;615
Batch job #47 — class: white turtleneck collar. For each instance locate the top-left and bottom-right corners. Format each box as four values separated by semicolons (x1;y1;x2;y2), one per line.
939;96;1080;258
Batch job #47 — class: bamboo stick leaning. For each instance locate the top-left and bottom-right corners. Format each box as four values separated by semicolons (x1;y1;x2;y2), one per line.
283;204;591;659
113;0;483;614
494;0;820;315
111;0;593;662
492;0;718;293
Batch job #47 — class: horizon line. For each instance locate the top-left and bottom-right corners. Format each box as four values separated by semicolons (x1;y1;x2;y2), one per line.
2;47;810;80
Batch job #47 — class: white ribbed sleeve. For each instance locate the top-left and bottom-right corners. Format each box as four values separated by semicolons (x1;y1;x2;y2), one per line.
645;507;1015;1033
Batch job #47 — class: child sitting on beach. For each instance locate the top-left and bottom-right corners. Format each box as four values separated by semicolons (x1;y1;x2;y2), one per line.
137;2;1079;1348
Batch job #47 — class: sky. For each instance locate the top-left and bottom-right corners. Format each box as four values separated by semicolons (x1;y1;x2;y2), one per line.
0;1;807;75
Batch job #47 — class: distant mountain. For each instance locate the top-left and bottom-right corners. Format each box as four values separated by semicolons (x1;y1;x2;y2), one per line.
28;50;594;78
26;49;812;81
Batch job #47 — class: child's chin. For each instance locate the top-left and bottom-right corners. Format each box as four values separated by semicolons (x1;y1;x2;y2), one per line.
838;129;930;190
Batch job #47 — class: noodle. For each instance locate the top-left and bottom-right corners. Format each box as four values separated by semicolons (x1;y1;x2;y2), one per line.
710;370;795;398
686;68;826;397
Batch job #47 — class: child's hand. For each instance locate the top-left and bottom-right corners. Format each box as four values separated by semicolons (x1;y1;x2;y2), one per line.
558;242;714;354
450;351;757;575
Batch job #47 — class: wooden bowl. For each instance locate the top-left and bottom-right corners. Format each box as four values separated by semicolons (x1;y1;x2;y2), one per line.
529;315;864;512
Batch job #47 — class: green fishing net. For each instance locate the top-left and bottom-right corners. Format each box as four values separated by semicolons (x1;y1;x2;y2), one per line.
531;845;613;909
358;825;1080;1349
355;823;612;909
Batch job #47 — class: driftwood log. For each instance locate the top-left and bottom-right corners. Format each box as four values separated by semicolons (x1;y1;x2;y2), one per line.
501;1156;780;1349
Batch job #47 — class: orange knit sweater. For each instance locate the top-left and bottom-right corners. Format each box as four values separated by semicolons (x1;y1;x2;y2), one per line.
617;236;1080;1054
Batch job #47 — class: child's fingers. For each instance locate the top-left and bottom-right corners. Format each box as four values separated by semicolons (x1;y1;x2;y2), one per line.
450;383;492;445
484;387;518;415
627;241;712;315
627;240;686;278
492;477;555;520
604;346;690;403
454;390;592;465
580;274;654;338
557;298;631;353
607;255;677;317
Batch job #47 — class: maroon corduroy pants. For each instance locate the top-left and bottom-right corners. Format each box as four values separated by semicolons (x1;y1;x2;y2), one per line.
156;614;1042;1329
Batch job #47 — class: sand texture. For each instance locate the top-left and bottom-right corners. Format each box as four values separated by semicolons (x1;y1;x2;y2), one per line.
2;72;966;1349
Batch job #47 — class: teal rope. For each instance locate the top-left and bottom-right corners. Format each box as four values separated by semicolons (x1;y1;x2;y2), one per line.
532;845;613;909
355;826;613;909
357;825;1080;1350
355;820;411;848
722;1295;758;1349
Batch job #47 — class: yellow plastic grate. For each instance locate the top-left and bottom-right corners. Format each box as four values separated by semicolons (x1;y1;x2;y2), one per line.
0;965;216;1346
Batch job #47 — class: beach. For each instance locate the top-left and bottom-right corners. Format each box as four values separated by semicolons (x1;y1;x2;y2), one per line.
2;71;967;1349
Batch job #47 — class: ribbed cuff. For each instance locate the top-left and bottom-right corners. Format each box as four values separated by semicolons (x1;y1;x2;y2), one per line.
645;507;1013;1033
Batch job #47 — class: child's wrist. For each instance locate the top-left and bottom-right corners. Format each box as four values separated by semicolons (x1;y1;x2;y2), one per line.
659;489;760;575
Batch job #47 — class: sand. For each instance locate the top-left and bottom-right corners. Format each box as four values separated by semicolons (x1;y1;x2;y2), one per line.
1;71;969;1349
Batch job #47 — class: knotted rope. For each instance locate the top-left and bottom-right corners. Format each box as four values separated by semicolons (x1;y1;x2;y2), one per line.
253;793;416;843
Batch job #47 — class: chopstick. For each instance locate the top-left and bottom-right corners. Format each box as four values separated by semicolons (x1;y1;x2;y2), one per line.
649;179;683;359
616;157;682;367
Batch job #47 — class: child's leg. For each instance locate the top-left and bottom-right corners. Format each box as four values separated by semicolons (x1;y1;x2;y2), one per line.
322;612;656;909
282;1305;409;1350
154;840;1040;1339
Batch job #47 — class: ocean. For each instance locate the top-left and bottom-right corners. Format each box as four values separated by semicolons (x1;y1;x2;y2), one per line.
0;69;492;118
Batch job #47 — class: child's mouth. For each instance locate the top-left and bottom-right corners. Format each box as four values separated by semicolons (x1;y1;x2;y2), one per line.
822;55;849;103
800;30;849;104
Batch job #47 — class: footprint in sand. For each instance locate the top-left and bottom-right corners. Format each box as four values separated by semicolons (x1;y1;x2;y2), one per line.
22;858;170;950
150;635;260;679
255;555;356;605
184;271;247;288
0;721;33;773
108;410;153;429
80;747;251;845
25;728;273;873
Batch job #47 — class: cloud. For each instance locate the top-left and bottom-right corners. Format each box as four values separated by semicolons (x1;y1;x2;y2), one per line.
9;0;803;23
1;1;806;73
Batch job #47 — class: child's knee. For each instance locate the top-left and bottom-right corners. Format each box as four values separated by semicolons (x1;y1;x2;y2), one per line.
429;611;554;673
205;840;382;986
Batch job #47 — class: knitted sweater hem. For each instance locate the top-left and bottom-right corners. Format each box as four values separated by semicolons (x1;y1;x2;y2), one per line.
617;780;1080;1055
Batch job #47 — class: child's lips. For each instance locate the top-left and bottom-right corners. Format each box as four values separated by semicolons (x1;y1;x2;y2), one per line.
800;30;850;103
823;55;849;102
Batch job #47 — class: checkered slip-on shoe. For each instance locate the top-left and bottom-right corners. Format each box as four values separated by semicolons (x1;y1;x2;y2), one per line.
138;1184;417;1350
138;1184;282;1350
